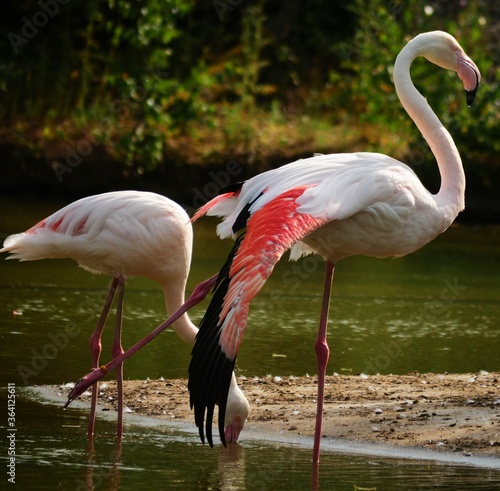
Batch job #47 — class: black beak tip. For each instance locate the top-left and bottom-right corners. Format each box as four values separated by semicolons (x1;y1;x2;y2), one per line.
465;87;478;107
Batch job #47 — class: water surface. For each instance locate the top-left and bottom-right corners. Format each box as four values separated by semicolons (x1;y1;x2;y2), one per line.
1;195;499;489
2;392;499;490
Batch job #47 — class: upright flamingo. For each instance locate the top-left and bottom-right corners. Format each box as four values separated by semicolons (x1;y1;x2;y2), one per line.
1;190;249;441
187;31;480;469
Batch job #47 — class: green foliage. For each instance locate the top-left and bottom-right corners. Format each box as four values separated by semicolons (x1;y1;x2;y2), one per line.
1;0;498;186
2;0;195;171
334;0;500;185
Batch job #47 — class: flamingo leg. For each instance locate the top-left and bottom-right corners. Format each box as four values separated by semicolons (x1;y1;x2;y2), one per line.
312;260;335;469
66;274;219;407
111;276;126;440
87;277;119;439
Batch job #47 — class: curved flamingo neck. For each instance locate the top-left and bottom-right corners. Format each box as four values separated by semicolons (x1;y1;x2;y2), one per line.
163;286;198;345
393;37;465;216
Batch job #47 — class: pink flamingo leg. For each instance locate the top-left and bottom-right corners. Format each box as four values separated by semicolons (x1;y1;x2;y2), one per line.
312;261;335;470
87;277;119;438
66;274;219;407
111;276;126;440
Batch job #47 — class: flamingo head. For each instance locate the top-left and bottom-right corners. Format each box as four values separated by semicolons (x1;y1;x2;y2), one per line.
223;382;250;443
224;414;246;444
415;31;481;106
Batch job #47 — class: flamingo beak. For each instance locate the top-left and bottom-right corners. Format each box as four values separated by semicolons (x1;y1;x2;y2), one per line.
456;54;481;107
224;416;244;443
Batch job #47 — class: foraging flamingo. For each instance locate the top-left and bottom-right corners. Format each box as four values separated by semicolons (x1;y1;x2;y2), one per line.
1;191;249;441
187;31;480;468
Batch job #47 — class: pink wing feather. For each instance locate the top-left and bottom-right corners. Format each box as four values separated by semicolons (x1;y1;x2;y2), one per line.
217;186;327;359
191;191;240;223
189;185;327;446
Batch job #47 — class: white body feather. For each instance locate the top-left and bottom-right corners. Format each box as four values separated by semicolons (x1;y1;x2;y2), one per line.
2;191;193;285
206;152;458;262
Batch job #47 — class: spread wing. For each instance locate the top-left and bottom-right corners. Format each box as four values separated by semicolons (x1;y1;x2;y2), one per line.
188;186;327;446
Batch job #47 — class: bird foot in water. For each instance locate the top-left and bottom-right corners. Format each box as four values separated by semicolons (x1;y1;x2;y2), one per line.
64;366;108;408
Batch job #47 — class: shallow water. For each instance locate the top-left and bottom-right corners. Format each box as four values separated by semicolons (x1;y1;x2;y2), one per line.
2;391;500;490
1;195;499;489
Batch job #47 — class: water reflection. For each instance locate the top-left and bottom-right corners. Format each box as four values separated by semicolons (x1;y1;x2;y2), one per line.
218;444;247;490
81;440;123;491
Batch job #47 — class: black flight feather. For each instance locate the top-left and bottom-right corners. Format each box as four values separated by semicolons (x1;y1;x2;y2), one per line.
219;181;244;194
189;191;260;447
188;233;244;447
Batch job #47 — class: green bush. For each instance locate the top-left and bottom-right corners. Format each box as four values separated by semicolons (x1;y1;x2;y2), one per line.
1;0;498;187
333;0;499;187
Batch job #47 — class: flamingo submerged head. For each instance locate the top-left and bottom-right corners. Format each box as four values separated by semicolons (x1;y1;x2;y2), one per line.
223;377;250;443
